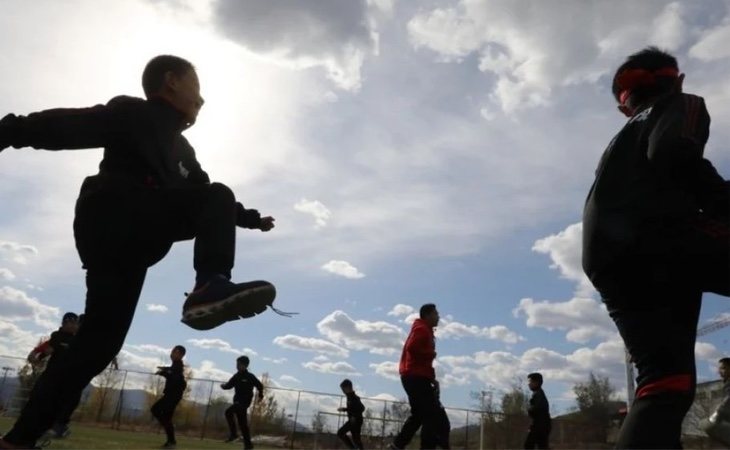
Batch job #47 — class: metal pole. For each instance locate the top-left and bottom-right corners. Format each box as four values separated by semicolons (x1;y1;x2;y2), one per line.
381;400;387;449
290;391;301;449
625;347;635;410
0;367;12;406
114;370;128;429
200;380;214;439
480;391;485;450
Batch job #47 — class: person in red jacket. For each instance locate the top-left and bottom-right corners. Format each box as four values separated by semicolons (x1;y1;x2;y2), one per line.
390;303;440;450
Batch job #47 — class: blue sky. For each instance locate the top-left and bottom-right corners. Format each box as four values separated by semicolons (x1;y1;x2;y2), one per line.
1;0;730;421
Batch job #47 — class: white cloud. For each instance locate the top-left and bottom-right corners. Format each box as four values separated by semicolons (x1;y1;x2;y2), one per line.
696;341;723;363
514;297;616;344
279;374;302;385
193;359;234;382
207;0;381;91
262;356;287;364
321;260;366;279
0;268;15;281
313;355;330;362
124;344;170;357
186;338;257;356
407;0;688;113
303;360;361;376
436;319;524;344
369;361;400;381
294;198;332;228
532;222;594;296
0;319;44;357
0;240;38;265
317;310;405;355
0;285;59;329
273;334;349;357
387;304;415;317
145;303;168;313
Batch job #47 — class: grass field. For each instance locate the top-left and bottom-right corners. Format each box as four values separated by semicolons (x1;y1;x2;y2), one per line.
0;417;279;449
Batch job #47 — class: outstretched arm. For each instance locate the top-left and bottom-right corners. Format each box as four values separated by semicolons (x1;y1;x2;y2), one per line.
0;100;127;151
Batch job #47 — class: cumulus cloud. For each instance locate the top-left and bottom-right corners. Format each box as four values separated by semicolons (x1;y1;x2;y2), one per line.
407;0;690;113
124;344;171;357
273;334;348;357
145;303;168;313
514;297;616;344
317;310;405;355
0;268;15;281
208;0;381;90
303;360;361;376
437;319;524;344
279;374;302;385
294;198;332;228
263;356;288;364
369;360;400;381
532;222;594;296
0;285;59;329
0;240;38;265
321;260;365;279
0;319;44;357
186;338;257;356
387;304;415;317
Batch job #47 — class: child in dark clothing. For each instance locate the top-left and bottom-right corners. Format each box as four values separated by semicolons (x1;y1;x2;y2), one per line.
337;379;365;450
0;55;283;449
221;356;263;449
151;345;187;449
583;47;730;447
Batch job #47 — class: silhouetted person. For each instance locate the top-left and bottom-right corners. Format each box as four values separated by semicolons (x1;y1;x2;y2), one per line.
221;355;263;449
337;379;365;450
151;345;187;449
524;373;550;449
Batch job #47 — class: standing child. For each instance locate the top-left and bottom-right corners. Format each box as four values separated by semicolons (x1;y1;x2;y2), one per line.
151;345;187;450
221;356;263;449
337;379;365;450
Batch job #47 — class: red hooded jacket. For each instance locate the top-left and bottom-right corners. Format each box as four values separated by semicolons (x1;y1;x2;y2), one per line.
399;318;436;379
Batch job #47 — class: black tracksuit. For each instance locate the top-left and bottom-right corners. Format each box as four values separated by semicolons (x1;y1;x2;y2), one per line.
524;388;550;449
337;392;365;450
583;92;730;448
151;360;186;444
44;329;74;371
221;370;263;448
0;96;261;447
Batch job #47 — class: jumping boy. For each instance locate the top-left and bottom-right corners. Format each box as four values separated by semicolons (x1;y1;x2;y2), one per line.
151;345;187;449
220;356;263;449
582;47;730;447
336;379;365;450
0;55;281;448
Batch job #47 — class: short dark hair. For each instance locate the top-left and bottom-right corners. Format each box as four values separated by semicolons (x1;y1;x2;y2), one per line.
719;358;730;367
237;356;250;366
528;372;543;386
340;379;353;389
62;312;78;324
142;55;195;98
612;47;679;103
420;303;437;319
173;345;186;356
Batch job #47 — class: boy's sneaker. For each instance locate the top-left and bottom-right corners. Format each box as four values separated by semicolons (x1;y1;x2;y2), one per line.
181;277;277;330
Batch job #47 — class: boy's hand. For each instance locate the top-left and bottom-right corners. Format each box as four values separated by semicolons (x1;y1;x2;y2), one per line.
220;383;226;389
260;216;275;232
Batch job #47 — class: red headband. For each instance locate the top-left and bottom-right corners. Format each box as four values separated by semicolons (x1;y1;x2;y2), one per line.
615;67;680;91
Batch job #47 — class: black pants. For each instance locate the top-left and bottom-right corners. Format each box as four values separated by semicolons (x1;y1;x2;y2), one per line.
54;389;83;427
3;182;237;446
151;395;182;444
225;402;253;448
595;223;729;448
435;407;450;449
337;418;363;449
524;427;549;449
394;376;439;450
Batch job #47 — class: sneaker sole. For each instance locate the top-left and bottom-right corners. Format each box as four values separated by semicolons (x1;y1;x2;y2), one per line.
180;282;276;330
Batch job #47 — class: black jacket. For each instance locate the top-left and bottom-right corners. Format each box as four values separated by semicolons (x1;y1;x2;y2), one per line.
221;370;263;405
45;329;75;369
0;96;261;228
157;360;186;399
527;388;551;431
582;92;728;287
344;392;365;421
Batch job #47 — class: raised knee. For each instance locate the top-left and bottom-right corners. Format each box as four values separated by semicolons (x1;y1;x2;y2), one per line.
209;182;235;203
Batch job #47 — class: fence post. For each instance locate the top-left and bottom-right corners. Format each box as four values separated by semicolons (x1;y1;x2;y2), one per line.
200;380;214;440
380;400;387;449
290;391;301;449
113;369;128;430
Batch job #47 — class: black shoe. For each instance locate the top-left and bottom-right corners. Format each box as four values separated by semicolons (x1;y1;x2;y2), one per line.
181;277;277;330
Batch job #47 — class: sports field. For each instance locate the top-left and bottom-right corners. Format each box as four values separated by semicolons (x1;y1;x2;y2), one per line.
0;417;279;449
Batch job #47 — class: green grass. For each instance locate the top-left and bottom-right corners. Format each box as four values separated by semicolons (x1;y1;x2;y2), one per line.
0;417;275;449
